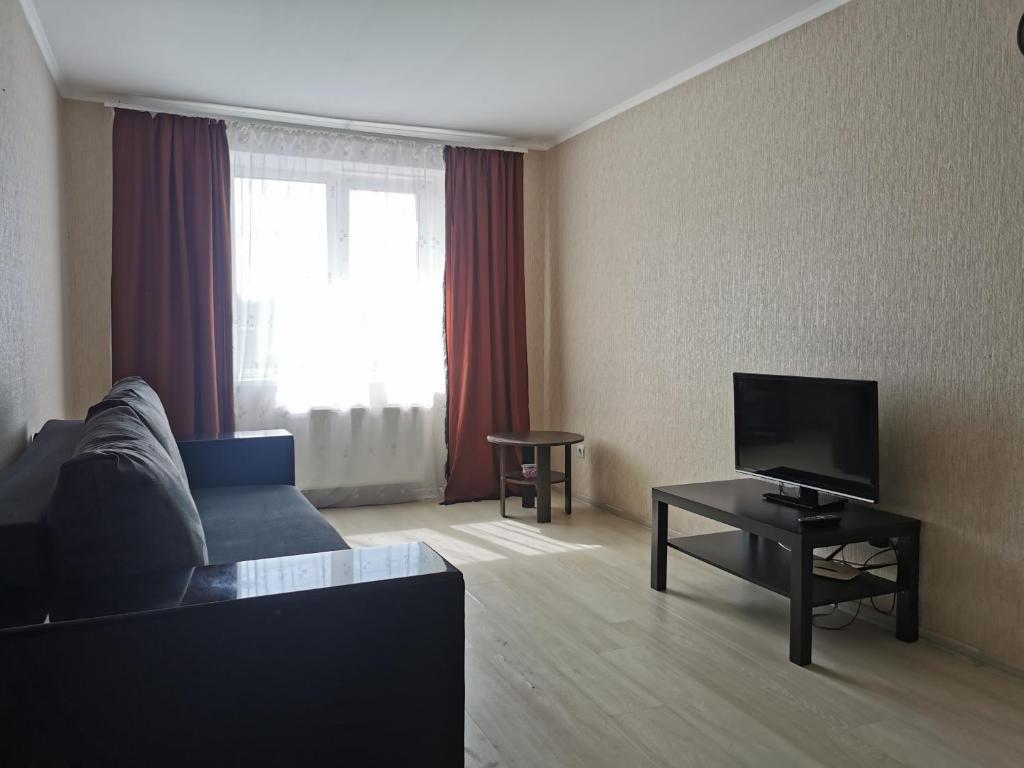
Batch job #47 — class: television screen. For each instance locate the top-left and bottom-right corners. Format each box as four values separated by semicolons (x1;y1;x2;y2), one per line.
733;373;879;503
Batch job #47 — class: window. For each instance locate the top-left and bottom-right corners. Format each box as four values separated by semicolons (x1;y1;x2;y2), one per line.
227;125;447;503
231;151;445;413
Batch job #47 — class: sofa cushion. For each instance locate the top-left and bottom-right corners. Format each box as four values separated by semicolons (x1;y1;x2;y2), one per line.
87;376;188;482
0;420;84;530
0;420;84;592
47;406;209;578
193;485;347;565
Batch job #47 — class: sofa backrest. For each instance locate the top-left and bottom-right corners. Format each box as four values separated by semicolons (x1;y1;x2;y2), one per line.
47;405;208;579
87;376;189;482
0;377;206;602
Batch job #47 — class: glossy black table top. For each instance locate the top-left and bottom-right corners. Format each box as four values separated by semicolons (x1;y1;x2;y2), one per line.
654;479;919;543
4;543;452;629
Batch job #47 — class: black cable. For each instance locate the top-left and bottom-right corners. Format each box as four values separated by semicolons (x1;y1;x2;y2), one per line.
860;547;897;568
870;594;896;615
835;545;895;570
831;545;900;616
813;599;861;630
825;544;846;561
780;540;900;629
811;544;899;629
861;546;899;614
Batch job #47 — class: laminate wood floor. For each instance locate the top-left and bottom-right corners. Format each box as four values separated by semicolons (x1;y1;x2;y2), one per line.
322;498;1024;768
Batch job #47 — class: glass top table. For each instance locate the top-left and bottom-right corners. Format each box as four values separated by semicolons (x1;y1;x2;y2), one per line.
4;543;450;627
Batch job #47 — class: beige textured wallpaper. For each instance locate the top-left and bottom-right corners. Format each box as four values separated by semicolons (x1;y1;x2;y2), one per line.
62;100;113;416
524;151;551;429
534;0;1024;668
0;0;69;465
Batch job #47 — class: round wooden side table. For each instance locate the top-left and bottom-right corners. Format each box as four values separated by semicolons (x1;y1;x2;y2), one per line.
486;431;584;523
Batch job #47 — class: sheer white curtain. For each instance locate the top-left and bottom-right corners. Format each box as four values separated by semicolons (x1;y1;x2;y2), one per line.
228;121;446;506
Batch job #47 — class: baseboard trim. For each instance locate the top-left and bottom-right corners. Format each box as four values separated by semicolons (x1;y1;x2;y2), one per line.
570;492;1024;680
916;629;1024;679
844;601;1024;679
566;490;633;520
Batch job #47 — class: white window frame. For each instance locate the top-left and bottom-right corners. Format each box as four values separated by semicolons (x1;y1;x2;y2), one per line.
233;164;440;284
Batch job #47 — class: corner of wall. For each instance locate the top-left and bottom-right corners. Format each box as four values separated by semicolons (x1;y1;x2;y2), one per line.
60;98;113;416
524;149;550;430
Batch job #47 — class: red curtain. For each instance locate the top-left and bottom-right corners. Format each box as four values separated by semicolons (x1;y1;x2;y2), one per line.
111;109;235;438
443;146;530;503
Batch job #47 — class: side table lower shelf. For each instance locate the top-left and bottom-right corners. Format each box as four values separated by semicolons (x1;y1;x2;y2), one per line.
504;470;567;487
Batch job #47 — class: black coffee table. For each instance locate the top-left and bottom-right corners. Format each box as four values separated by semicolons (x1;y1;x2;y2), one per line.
651;479;920;666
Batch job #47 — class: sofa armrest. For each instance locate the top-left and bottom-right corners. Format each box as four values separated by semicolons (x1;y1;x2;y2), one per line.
177;429;295;488
0;543;465;766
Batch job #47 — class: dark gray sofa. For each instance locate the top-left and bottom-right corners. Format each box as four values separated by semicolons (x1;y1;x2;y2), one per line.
0;419;347;621
0;383;465;767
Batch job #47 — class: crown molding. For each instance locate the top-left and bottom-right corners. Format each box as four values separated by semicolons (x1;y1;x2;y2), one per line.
59;91;542;153
19;0;63;91
551;0;850;147
38;0;849;153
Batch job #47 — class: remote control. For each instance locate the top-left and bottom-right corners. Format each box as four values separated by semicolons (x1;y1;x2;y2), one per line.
797;512;842;526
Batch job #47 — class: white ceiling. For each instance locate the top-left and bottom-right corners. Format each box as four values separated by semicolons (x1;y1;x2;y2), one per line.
28;0;844;146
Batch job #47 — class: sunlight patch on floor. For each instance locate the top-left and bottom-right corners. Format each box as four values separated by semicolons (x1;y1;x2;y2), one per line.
341;519;601;563
452;520;602;556
342;528;506;565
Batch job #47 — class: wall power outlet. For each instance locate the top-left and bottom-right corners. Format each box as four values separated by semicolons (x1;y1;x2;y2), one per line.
575;444;585;459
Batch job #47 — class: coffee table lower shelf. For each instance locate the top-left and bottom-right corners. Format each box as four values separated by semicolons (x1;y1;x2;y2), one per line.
667;531;901;608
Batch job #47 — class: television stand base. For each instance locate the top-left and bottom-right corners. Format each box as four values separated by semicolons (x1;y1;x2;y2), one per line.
762;488;846;512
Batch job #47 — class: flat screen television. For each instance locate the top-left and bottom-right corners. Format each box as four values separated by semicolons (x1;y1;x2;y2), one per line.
733;373;879;510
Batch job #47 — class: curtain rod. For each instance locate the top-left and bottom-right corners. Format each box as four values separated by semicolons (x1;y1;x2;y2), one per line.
101;96;535;153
